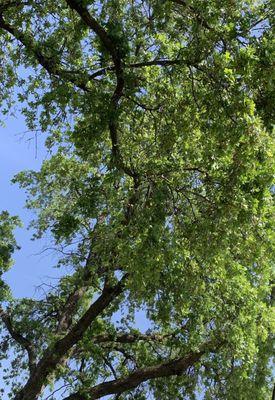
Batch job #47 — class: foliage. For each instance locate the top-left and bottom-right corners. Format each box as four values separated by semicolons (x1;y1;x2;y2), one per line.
0;1;274;399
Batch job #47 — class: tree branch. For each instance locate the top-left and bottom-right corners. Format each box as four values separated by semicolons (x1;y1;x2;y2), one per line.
0;306;36;373
129;58;190;68
63;341;216;399
56;250;95;333
0;15;92;91
14;275;128;400
93;331;171;344
65;0;138;179
65;0;124;100
66;0;120;65
88;57;199;80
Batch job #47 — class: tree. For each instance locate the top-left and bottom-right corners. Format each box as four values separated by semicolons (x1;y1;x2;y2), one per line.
0;0;274;399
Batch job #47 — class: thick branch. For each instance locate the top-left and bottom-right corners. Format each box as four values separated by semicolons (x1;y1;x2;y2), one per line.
15;275;128;400
65;0;124;100
89;58;196;80
66;0;120;64
65;0;137;178
56;250;96;333
57;285;87;333
0;307;36;373
57;216;128;333
63;343;215;400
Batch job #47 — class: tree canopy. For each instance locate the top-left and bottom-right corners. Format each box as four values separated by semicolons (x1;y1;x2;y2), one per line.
0;1;274;399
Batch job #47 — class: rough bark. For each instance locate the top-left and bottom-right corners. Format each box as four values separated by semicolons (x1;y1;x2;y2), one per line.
14;276;127;400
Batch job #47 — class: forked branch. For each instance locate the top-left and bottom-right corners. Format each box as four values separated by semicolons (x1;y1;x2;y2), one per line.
14;275;128;400
0;306;36;373
63;341;219;399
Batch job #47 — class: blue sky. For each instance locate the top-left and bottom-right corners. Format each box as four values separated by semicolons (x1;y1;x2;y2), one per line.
0;114;63;298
